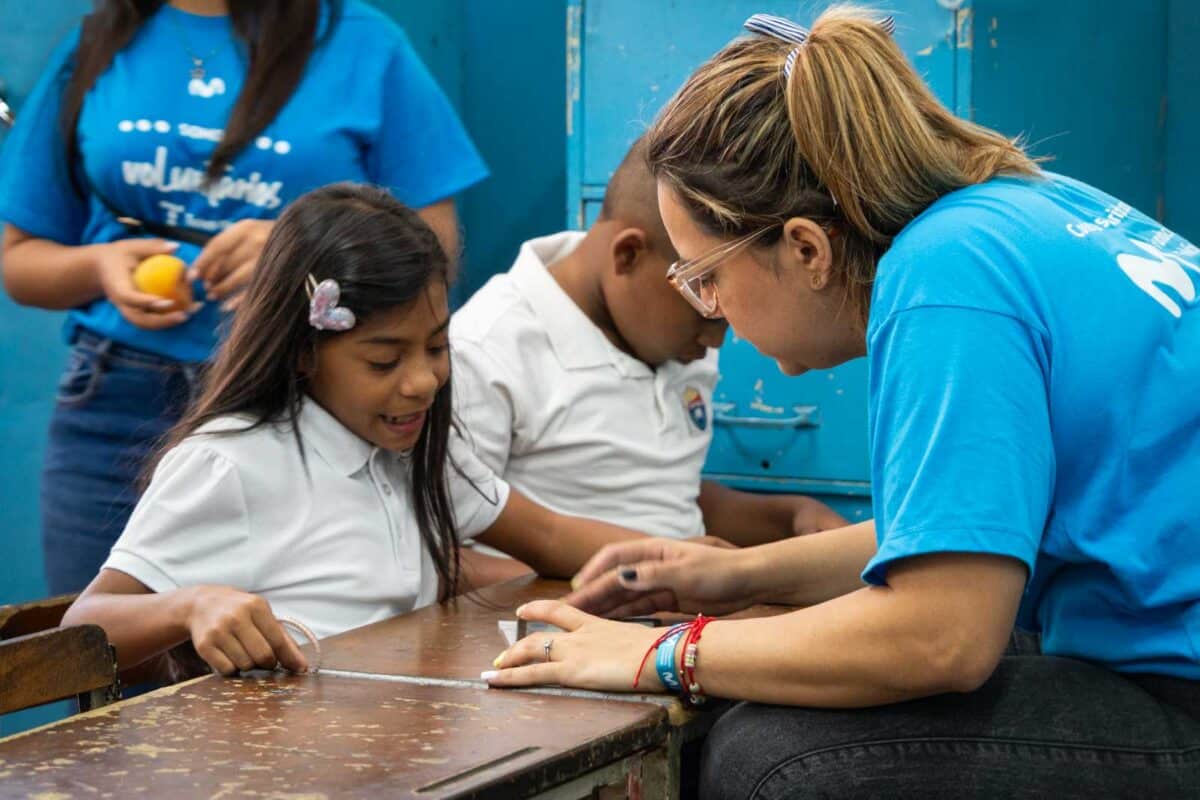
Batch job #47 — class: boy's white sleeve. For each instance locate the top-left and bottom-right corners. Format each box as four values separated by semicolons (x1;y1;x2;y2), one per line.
446;434;511;541
451;337;518;475
103;443;255;592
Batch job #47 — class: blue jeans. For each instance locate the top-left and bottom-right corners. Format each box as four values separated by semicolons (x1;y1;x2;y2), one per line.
699;634;1200;799
41;331;201;595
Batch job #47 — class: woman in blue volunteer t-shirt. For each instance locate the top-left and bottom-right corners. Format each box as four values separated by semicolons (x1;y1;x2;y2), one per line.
483;9;1200;798
0;0;488;595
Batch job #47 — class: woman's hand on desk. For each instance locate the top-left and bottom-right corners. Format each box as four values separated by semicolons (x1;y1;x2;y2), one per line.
190;219;273;311
564;538;756;618
484;600;665;693
183;585;308;676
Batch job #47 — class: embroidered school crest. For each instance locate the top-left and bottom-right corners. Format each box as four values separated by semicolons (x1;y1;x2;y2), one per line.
682;387;708;432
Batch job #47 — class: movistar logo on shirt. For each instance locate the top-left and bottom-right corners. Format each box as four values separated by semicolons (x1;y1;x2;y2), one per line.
1114;239;1200;319
1065;204;1198;319
187;77;227;98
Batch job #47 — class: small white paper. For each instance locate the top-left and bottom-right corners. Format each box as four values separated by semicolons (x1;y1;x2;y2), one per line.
498;619;565;646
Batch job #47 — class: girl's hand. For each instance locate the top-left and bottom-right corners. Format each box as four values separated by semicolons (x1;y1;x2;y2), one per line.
565;538;756;618
184;585;308;676
93;238;193;329
483;600;666;692
190;218;273;311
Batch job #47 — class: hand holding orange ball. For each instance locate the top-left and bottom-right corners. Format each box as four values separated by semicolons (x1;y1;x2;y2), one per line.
93;239;193;330
132;254;193;311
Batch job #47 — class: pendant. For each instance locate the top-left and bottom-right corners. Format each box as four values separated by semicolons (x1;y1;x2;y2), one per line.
191;58;205;81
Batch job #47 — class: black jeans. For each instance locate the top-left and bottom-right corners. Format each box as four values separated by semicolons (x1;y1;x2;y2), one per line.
700;635;1200;799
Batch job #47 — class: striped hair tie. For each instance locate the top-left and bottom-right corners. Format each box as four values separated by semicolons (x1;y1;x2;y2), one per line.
743;13;896;79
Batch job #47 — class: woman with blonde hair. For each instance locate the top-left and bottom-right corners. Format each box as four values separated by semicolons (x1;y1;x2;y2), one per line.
482;7;1200;797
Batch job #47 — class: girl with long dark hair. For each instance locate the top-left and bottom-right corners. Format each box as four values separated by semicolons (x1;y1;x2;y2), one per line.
0;0;485;595
62;184;652;676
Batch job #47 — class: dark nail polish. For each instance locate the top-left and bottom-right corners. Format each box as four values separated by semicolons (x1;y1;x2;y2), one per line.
620;569;637;582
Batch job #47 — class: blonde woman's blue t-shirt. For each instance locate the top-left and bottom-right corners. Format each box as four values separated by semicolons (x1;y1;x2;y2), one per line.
862;172;1200;678
0;1;487;362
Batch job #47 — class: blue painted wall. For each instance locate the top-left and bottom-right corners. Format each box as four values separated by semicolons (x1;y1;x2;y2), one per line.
0;1;90;609
1165;0;1199;241
970;0;1165;218
369;0;567;303
971;0;1196;241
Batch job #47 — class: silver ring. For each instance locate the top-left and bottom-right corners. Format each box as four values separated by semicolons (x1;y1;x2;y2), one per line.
543;638;553;662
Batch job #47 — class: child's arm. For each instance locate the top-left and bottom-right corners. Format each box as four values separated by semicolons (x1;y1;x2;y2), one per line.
474;490;651;579
697;480;850;547
62;569;308;675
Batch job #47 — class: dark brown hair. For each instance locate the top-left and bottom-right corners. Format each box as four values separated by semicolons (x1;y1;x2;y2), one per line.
62;0;327;182
154;183;462;600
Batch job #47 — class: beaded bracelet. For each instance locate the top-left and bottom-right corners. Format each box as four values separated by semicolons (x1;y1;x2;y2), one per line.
679;614;714;706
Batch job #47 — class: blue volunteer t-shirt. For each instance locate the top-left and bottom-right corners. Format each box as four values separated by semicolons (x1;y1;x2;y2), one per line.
862;172;1200;679
0;1;487;362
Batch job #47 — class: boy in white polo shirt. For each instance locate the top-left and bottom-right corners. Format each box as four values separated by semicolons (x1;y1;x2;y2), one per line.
452;140;845;577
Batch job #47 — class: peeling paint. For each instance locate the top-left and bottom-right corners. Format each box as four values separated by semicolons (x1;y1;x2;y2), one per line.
0;676;209;746
124;743;183;759
565;5;582;137
749;400;785;415
956;8;973;50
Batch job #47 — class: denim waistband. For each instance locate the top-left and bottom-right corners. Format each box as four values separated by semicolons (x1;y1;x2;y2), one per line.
73;329;187;370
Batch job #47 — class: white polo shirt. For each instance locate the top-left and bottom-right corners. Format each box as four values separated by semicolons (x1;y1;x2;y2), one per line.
104;399;509;639
451;231;718;539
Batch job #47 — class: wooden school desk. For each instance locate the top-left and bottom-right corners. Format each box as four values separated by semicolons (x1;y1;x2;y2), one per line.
0;670;666;798
316;576;743;799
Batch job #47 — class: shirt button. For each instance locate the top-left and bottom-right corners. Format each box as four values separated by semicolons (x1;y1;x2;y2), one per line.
382;484;392;495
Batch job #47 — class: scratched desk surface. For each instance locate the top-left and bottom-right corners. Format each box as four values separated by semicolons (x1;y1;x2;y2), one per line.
318;576;564;681
0;671;666;799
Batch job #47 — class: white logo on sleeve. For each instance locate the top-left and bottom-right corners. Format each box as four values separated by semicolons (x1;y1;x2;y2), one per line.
1115;239;1200;319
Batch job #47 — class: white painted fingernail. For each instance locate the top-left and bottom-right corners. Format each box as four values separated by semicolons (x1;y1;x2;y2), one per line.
480;670;499;681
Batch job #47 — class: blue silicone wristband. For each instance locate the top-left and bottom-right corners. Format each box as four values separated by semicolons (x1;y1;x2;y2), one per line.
655;626;688;694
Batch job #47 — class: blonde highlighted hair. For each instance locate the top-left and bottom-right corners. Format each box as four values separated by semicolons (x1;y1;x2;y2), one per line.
646;4;1040;327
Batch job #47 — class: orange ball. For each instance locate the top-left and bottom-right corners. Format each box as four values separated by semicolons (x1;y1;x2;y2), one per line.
132;254;192;311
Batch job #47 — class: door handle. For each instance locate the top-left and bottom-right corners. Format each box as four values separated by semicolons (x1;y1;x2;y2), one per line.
712;402;820;429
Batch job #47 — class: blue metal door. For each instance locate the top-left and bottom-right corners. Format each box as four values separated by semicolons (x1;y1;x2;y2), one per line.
0;3;91;606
